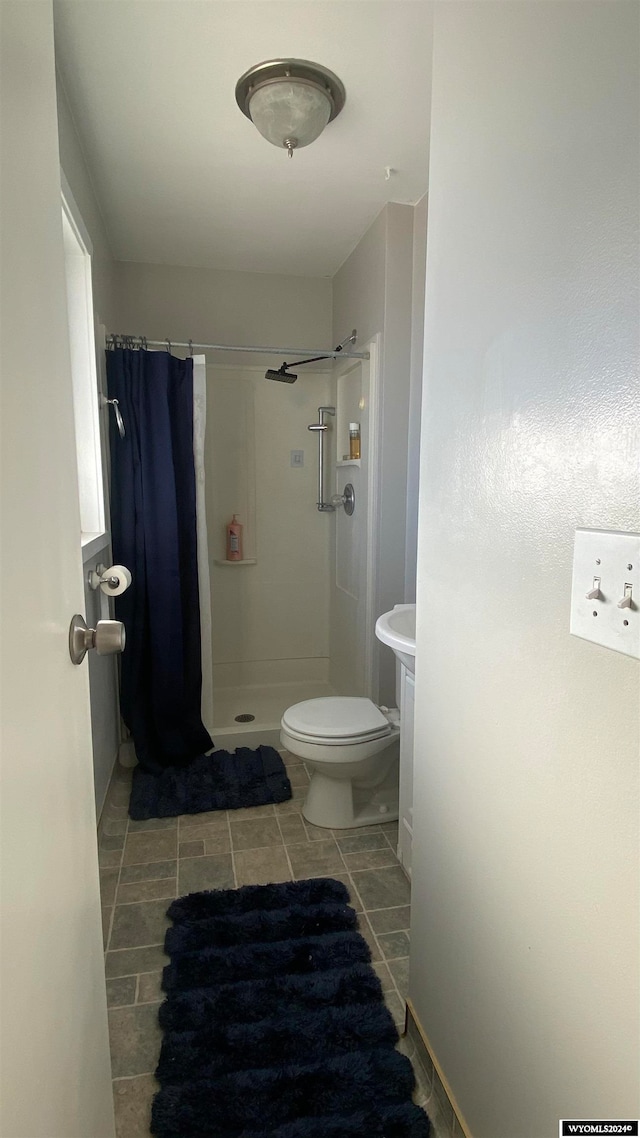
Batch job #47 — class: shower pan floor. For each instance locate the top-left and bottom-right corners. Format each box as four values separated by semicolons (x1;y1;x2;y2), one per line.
210;679;334;751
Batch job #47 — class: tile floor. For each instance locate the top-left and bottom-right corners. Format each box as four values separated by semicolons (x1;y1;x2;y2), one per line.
98;753;449;1138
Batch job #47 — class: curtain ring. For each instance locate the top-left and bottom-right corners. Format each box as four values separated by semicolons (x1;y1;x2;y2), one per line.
188;339;194;357
166;338;172;354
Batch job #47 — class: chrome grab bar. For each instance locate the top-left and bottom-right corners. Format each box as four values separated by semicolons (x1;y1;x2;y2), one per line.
307;406;335;512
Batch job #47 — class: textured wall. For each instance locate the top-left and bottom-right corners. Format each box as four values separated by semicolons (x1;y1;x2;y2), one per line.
405;194;428;603
331;203;414;703
410;4;640;1136
113;260;332;371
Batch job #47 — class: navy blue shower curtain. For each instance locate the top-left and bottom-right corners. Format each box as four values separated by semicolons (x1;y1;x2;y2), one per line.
107;348;214;773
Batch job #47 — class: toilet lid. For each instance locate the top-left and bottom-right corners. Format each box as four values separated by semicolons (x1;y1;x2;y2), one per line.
282;697;391;741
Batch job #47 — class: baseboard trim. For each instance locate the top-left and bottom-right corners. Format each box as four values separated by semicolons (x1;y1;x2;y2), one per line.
406;998;473;1138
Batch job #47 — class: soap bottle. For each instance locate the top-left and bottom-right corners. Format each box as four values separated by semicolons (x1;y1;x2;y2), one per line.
226;514;243;561
349;422;361;460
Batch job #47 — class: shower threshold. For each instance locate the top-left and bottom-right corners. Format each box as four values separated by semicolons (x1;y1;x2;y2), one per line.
210;679;334;751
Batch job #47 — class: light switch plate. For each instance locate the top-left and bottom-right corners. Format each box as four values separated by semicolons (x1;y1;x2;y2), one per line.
570;528;640;659
290;450;304;468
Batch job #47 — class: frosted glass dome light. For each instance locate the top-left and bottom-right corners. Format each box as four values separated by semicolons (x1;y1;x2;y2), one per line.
248;83;331;152
236;59;346;158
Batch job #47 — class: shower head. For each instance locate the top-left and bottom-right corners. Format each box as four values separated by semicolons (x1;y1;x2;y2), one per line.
265;333;358;383
265;364;297;383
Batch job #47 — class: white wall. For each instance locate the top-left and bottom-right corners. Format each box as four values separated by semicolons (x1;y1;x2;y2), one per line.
113;260;332;369
332;203;414;703
410;5;640;1137
405;194;428;603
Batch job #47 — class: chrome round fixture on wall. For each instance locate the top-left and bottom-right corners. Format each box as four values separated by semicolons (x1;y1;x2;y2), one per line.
235;59;346;158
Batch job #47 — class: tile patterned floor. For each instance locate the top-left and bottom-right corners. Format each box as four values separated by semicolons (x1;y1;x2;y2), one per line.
99;753;445;1138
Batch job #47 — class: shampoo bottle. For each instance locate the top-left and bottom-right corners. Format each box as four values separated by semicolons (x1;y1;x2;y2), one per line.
226;514;243;561
349;422;361;460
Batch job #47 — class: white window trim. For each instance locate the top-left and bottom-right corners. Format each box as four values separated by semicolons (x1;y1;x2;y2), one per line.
61;172;107;546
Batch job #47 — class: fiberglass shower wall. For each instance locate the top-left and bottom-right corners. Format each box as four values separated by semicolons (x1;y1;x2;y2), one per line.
206;363;333;745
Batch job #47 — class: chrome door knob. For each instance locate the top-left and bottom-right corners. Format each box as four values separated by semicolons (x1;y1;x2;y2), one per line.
69;614;126;665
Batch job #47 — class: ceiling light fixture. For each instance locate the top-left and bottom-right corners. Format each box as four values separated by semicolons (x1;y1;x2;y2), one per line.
235;58;346;159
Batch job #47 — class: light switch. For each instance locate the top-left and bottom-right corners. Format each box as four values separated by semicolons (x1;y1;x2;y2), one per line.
570;528;640;659
290;450;304;468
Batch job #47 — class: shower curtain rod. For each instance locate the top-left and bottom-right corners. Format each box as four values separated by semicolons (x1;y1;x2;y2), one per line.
106;334;369;360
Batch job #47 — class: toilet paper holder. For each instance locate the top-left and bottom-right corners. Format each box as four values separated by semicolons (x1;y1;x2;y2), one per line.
87;563;131;594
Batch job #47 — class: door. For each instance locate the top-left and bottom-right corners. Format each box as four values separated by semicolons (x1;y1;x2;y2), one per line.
0;5;115;1136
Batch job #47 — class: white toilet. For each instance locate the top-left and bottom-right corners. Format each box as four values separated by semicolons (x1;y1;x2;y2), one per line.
280;696;400;829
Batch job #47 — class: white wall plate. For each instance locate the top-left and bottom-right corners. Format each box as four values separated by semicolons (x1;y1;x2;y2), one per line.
570;528;640;659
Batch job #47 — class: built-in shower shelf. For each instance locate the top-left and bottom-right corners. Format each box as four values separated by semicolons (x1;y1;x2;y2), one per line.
214;558;257;566
336;459;361;468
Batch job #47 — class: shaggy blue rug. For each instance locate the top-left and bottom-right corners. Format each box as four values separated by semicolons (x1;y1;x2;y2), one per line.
128;745;291;820
152;877;430;1137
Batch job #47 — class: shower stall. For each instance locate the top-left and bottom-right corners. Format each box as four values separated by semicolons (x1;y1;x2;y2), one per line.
105;330;376;753
206;358;335;749
206;335;377;749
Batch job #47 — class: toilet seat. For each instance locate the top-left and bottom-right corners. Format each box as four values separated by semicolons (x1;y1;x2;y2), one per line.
281;697;392;747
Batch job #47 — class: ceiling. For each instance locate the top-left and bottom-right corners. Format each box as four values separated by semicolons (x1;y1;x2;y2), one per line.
53;1;433;277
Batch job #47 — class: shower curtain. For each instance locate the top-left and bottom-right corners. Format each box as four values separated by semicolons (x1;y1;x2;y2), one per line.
107;348;214;772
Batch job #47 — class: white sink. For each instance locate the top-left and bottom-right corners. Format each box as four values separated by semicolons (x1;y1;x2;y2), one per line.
375;604;416;675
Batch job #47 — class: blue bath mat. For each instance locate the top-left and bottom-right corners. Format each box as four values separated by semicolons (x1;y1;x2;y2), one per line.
151;877;430;1137
128;745;291;820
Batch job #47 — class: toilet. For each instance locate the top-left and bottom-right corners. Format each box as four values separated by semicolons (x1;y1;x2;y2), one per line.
280;696;400;829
